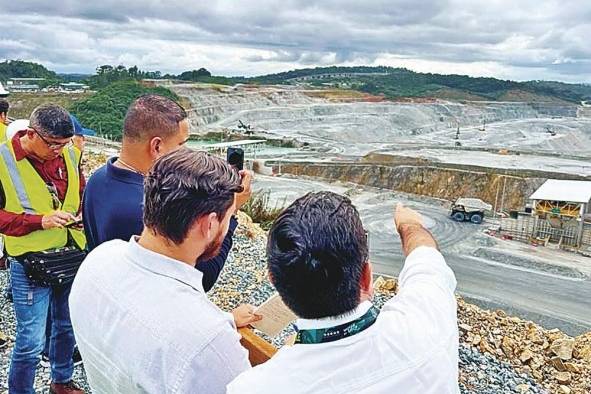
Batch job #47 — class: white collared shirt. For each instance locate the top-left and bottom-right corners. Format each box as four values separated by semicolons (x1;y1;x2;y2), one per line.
69;237;250;394
228;246;459;394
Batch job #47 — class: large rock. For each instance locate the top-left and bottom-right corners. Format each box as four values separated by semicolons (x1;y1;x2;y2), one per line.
501;336;515;356
519;349;534;363
550;338;575;360
554;371;571;385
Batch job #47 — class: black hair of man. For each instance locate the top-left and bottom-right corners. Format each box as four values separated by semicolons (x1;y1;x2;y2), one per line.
267;191;369;319
143;147;243;245
0;99;9;115
29;104;73;138
123;94;187;142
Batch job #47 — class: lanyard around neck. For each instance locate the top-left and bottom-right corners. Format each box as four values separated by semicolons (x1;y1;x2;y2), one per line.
295;306;380;344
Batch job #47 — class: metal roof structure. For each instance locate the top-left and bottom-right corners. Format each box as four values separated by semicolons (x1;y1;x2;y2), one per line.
529;179;591;204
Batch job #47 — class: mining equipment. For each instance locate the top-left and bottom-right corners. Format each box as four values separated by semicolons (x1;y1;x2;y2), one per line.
237;120;254;135
451;198;492;224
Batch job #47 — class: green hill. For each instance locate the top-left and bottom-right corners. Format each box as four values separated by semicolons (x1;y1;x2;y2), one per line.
251;66;591;103
0;60;60;87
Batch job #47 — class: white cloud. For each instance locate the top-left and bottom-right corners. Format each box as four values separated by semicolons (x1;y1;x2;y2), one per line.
0;0;589;82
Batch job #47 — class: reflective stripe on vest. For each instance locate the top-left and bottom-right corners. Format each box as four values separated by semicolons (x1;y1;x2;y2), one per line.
0;144;35;214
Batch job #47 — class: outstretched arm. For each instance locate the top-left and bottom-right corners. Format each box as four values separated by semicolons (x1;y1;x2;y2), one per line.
394;203;438;256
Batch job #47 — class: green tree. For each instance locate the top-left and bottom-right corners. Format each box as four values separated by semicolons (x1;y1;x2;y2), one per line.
69;80;179;140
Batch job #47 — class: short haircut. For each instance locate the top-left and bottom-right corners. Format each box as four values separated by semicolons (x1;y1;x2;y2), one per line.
267;191;369;319
29;104;73;138
143;147;243;244
123;94;187;142
0;99;9;115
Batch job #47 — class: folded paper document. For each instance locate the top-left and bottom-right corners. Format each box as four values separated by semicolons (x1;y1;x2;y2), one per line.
251;293;297;337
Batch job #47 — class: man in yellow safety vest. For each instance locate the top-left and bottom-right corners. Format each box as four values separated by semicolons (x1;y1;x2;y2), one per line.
0;99;8;143
0;104;86;394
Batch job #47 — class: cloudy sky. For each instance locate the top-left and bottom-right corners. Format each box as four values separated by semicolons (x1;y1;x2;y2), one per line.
0;0;590;82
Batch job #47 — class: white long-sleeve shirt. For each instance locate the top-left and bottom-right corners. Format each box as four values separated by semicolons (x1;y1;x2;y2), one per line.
69;237;250;394
228;246;459;394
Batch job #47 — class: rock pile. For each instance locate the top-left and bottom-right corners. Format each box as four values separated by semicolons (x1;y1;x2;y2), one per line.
457;299;590;393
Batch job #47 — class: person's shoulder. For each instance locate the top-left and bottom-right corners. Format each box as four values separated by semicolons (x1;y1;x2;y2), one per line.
85;239;128;262
228;355;293;394
85;163;108;187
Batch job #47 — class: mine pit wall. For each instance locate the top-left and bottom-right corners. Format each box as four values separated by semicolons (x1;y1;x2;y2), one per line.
274;162;549;211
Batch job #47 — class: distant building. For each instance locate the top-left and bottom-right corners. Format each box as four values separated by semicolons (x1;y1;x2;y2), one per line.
6;78;45;92
59;82;90;92
529;179;591;247
288;72;389;82
499;179;591;250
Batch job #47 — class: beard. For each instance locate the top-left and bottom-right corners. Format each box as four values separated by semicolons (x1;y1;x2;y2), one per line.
197;228;225;263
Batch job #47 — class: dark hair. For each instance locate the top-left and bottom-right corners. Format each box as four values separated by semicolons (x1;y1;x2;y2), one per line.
29;104;73;138
267;191;369;319
123;94;187;142
143;147;242;244
0;99;8;115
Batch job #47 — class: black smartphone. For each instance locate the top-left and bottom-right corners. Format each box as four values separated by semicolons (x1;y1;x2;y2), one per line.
227;147;244;171
65;219;83;228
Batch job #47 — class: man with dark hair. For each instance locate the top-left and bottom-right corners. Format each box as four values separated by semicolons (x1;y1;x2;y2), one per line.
0;104;86;394
0;98;9;142
70;148;260;394
228;192;459;394
83;94;250;292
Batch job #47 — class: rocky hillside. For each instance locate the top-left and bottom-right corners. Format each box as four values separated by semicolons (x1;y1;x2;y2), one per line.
276;162;546;211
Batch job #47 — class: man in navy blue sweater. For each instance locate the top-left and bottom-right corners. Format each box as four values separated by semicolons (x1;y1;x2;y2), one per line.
83;95;252;292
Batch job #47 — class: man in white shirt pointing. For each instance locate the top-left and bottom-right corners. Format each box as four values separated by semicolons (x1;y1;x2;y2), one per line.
228;192;459;394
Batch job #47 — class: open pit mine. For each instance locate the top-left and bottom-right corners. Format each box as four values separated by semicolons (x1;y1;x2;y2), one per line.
172;82;591;338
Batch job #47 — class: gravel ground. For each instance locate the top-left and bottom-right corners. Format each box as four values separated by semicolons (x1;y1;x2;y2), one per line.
0;220;548;393
459;345;547;394
0;269;89;394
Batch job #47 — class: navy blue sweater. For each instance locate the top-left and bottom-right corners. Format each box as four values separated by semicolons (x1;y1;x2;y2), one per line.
83;157;237;292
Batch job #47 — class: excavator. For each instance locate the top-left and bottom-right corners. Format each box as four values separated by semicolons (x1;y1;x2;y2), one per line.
237;120;254;135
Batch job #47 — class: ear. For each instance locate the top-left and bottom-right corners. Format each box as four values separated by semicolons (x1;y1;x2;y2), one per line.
149;136;163;158
204;212;220;240
359;261;373;302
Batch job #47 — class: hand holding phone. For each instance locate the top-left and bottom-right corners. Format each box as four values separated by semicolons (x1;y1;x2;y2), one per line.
65;218;83;228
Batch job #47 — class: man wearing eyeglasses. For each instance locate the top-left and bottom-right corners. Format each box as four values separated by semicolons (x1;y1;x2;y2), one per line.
0;104;86;394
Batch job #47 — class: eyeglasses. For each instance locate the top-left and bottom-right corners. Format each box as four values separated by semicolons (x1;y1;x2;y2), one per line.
31;127;71;150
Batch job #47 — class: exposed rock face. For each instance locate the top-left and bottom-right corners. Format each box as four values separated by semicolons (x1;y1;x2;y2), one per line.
172;84;579;137
277;162;545;211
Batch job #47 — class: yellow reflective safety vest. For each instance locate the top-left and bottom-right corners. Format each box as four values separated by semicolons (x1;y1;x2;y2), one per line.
0;123;7;144
0;140;86;256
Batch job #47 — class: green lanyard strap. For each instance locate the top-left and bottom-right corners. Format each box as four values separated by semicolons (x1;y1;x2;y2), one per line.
295;306;380;344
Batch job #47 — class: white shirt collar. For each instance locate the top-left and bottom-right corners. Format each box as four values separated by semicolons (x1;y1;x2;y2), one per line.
127;236;205;294
295;300;373;330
